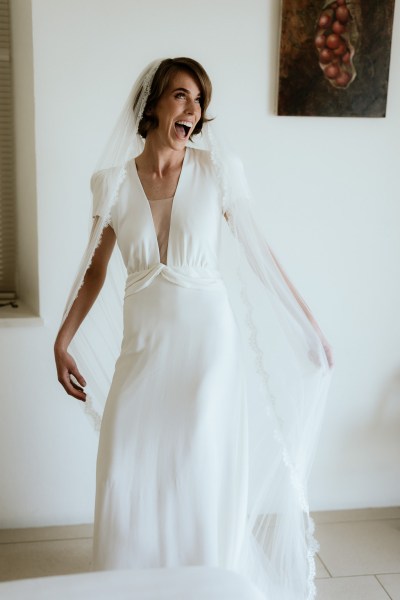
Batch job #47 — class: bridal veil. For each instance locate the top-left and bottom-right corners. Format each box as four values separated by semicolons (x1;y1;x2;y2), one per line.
58;58;333;600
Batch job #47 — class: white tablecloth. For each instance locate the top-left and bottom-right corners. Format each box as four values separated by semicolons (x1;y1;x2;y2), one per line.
0;566;265;599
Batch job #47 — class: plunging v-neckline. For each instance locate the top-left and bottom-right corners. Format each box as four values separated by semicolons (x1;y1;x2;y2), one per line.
133;148;189;266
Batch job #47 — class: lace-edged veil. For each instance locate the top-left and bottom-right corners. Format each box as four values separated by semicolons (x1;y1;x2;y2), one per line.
58;58;333;600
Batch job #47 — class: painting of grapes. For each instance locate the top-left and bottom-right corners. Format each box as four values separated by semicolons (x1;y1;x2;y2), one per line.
277;0;396;116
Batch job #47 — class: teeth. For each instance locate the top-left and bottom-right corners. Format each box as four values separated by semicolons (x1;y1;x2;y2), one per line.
176;120;193;128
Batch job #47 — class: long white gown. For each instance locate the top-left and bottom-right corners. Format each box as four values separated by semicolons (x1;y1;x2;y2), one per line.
92;147;250;572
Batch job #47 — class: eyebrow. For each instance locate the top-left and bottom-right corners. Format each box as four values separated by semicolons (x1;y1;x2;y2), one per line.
172;87;201;97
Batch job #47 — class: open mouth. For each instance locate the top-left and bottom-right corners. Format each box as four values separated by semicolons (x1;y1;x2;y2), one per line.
175;120;192;139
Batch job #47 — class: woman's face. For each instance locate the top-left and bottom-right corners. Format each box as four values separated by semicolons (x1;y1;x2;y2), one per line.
149;70;202;151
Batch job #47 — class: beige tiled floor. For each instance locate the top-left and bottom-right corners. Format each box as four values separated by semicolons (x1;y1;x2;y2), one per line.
376;575;400;600
313;507;400;599
0;508;399;598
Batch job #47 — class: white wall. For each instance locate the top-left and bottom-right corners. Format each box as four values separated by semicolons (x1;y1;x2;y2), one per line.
0;0;399;528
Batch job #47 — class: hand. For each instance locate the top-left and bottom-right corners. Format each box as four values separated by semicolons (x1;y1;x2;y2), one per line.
307;320;335;370
321;338;334;369
54;346;87;402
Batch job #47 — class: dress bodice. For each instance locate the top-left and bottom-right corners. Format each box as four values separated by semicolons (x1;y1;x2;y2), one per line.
108;148;224;296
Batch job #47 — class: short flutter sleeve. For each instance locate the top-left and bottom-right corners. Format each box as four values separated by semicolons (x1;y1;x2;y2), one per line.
90;171;109;218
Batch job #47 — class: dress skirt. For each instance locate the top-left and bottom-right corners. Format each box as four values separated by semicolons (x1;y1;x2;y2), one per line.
93;276;249;571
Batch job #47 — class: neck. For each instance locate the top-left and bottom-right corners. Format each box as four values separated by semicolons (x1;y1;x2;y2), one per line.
136;138;186;177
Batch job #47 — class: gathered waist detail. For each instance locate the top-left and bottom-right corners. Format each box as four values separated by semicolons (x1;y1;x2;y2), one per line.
124;264;224;297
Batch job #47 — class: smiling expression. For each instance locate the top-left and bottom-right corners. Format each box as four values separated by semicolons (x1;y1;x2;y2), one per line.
148;71;202;150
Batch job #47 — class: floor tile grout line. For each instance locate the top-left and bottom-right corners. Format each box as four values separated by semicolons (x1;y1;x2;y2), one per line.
0;537;93;546
374;574;394;600
314;517;400;525
312;510;400;521
319;574;400;581
316;553;333;578
315;509;400;512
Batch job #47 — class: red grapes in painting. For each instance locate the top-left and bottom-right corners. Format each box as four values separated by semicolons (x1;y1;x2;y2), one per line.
314;0;357;89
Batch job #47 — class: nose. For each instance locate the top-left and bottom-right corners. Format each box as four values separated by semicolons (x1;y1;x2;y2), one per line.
185;97;196;114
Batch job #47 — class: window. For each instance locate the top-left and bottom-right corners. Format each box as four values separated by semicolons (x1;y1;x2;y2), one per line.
0;0;17;305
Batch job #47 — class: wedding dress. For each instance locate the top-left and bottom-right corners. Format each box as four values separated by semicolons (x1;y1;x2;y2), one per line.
93;147;249;570
59;59;333;600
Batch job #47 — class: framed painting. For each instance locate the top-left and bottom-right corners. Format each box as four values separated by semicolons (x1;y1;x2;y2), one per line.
277;0;396;117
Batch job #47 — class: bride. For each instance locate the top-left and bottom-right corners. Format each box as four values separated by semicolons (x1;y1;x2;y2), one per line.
54;57;333;599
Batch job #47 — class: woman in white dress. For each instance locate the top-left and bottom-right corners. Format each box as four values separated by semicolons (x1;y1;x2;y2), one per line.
54;58;333;599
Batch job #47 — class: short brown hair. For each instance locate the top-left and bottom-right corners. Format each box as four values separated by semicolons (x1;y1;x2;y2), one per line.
135;57;212;139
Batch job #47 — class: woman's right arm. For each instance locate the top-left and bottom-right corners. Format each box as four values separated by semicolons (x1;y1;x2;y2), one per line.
54;223;116;401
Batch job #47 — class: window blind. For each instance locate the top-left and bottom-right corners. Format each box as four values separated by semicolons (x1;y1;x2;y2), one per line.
0;0;17;300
